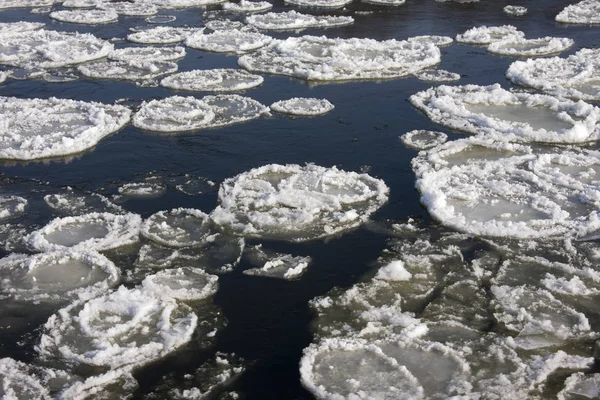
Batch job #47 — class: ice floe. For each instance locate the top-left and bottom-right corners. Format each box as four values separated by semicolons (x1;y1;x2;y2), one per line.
0;196;27;220
210;164;389;241
362;0;405;6
409;84;600;144
145;14;177;24
37;285;198;369
284;0;352;8
142;267;219;300
109;46;186;62
238;35;441;81
59;369;138;400
0;358;71;399
185;29;272;53
0;71;6;84
0;21;44;36
506;48;600;102
556;0;600;24
407;35;454;47
117;181;167;197
487;36;574;57
413;69;460;82
45;188;123;215
49;9;119;25
270;97;334;116
246;10;353;30
62;0;100;7
504;5;527;16
400;130;448;150
133;94;268;132
222;0;273;12
204;18;247;31
243;245;311;279
78;60;178;81
0;249;120;302
98;2;159;16
137;0;227;7
160;68;263;92
0;30;113;69
0;0;56;9
558;373;600;399
141;208;213;248
127;27;201;44
456;25;525;45
28;212;141;252
0;96;131;160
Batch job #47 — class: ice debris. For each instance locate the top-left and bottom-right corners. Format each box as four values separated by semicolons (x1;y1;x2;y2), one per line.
504;5;527;16
127;27;202;44
141;208;214;248
142;267;219;300
222;0;273;12
413;69;460;82
243;245;311;279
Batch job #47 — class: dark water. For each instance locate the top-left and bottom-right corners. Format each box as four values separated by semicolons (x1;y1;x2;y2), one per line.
0;0;598;398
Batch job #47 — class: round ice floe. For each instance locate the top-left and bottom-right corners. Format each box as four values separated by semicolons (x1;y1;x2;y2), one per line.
109;46;186;62
408;35;454;47
98;3;159;16
0;21;44;36
0;250;120;302
0;0;56;9
558;372;600;400
127;27;201;44
78;60;178;81
222;0;273;12
556;0;600;24
487;37;574;57
160;68;263;92
504;5;527;16
133;96;215;132
284;0;351;8
506;48;600;102
400;130;447;150
141;208;213;248
145;15;177;24
0;196;27;220
270;98;334;116
246;11;353;30
456;25;525;45
49;9;119;24
204;19;247;31
239;35;441;81
28;212;141;252
408;84;600;144
0;30;113;69
0;358;52;399
138;0;227;7
0;96;131;160
38;286;198;369
185;30;272;53
142;267;219;300
362;0;405;5
211;164;389;241
62;0;99;6
413;69;460;82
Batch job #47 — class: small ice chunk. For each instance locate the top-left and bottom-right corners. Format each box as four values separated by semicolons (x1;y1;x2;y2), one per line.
118;181;167;197
142;267;219;300
98;3;159;16
37;286;198;369
413;69;460;82
140;208;213;248
375;260;413;281
78;59;178;81
204;19;247;31
160;69;263;92
0;71;6;84
558;372;600;400
49;9;119;24
270;98;334;116
185;30;272;53
138;0;227;7
127;27;201;44
223;0;273;12
28;212;141;252
487;37;574;57
400;130;447;150
284;0;352;8
243;245;311;279
109;46;186;62
246;10;353;30
0;196;27;220
556;0;600;24
504;5;527;16
42;69;79;83
456;25;525;45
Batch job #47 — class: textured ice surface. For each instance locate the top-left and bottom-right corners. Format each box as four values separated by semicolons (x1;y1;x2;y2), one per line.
558;373;600;400
136;0;227;7
284;0;352;8
504;5;527;15
506;48;600;102
487;36;574;57
408;35;454;47
0;196;27;220
127;27;201;44
142;267;219;300
0;358;71;399
362;0;405;6
133;94;267;132
0;71;5;84
244;245;311;279
109;46;186;62
0;0;57;9
204;18;247;31
45;189;123;215
556;0;600;24
59;369;138;400
0;30;113;69
413;69;460;82
0;96;131;160
409;84;600;144
145;14;177;24
141;208;213;247
117;181;167;197
28;212;141;252
239;35;441;81
211;164;389;241
99;2;159;16
78;59;178;81
160;68;263;92
0;21;44;36
186;29;272;53
37;286;198;369
456;25;525;45
270;97;334;116
223;0;273;12
62;0;100;7
400;130;447;150
0;249;120;302
49;9;119;24
246;11;353;30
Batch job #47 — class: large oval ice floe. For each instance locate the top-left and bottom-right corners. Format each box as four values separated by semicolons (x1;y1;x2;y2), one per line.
127;27;202;44
77;60;178;81
556;0;600;24
160;68;263;92
140;208;213;248
37;285;198;369
456;25;525;45
0;30;113;69
28;212;141;252
210;164;389;241
49;9;119;24
487;37;574;57
284;0;351;8
142;267;219;300
185;30;272;53
238;35;441;81
506;48;600;102
0;96;131;160
245;10;353;30
0;249;120;302
108;46;186;62
409;84;600;144
98;2;159;16
133;95;268;132
270;97;334;116
222;0;273;12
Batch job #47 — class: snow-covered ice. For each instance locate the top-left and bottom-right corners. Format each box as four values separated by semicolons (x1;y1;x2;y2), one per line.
558;373;600;400
98;2;159;16
204;19;247;31
142;267;219;300
487;37;574;57
556;0;600;24
413;69;460;82
400;130;448;150
78;60;178;81
160;68;264;92
456;25;525;45
0;196;27;220
145;14;177;24
362;0;405;6
504;5;527;16
137;0;227;7
270;98;334;116
222;0;273;12
109;46;186;62
141;208;213;248
127;27;201;44
49;9;119;25
246;10;353;30
407;35;454;47
0;21;44;36
185;29;272;53
45;189;123;215
61;0;100;7
0;0;57;9
284;0;352;8
0;358;71;399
